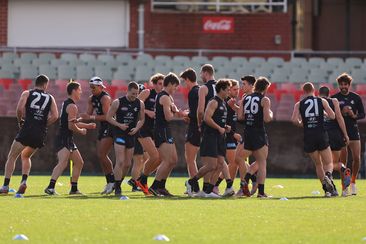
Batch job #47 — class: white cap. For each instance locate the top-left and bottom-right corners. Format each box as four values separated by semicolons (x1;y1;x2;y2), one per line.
89;76;106;88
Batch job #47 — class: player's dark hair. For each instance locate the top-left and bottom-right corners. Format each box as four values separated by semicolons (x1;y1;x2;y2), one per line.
254;76;271;93
302;82;314;93
215;79;231;93
128;81;139;91
67;82;80;95
201;64;214;75
35;74;49;86
319;86;330;97
163;72;180;87
337;73;352;85
150;73;165;84
241;75;256;86
180;68;197;82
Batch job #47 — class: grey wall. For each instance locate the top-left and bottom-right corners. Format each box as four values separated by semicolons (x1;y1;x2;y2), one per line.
0;118;365;176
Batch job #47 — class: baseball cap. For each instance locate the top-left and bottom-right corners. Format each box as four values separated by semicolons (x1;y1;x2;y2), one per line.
89;76;106;88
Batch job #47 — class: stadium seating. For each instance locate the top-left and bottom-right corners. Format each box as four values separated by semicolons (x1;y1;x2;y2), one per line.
1;52;366;121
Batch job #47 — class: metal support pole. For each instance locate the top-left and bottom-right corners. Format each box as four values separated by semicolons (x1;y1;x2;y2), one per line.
138;3;145;54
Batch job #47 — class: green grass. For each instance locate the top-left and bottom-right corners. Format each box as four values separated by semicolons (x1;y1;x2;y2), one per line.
0;176;365;243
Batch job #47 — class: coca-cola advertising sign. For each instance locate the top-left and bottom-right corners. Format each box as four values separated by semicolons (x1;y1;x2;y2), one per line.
202;17;234;33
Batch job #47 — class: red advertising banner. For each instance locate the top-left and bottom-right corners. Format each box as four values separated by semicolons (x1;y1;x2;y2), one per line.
202;17;234;33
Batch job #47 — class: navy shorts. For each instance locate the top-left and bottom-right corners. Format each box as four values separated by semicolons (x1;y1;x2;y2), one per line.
200;132;226;157
134;138;144;155
55;134;77;152
185;124;201;147
243;128;268;151
139;122;154;139
327;128;346;151
304;130;329;153
154;127;174;148
98;124;114;141
346;123;360;141
226;133;238;150
15;126;46;149
114;134;135;149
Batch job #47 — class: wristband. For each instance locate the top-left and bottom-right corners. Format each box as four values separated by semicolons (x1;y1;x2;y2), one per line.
90;115;96;120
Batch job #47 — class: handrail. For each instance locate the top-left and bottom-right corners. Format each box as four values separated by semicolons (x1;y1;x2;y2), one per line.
152;0;288;13
1;46;366;58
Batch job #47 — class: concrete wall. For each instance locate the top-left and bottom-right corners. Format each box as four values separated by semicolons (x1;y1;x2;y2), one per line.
0;117;365;176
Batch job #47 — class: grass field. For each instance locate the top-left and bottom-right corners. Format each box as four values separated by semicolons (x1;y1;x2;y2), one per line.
1;176;365;243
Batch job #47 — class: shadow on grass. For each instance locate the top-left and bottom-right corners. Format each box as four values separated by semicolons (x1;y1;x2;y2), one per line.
19;193;253;201
7;192;330;201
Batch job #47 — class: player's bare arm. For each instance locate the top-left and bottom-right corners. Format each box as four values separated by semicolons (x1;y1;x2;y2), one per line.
161;95;175;121
262;96;273;123
67;104;87;135
197;85;208;127
138;89;155;119
291;102;302;127
227;98;239;112
321;98;335;120
16;90;29;127
332;98;349;144
47;95;59;126
237;98;244;121
81;95;111;121
129;101;145;135
204;99;225;135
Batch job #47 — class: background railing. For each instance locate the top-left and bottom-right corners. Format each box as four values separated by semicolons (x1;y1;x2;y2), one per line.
151;0;288;13
2;46;366;59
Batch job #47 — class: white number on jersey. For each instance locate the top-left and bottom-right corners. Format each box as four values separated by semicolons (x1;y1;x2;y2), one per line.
304;98;319;118
30;92;50;110
244;96;260;114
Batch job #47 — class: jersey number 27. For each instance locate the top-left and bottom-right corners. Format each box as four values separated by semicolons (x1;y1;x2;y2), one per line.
30;92;50;110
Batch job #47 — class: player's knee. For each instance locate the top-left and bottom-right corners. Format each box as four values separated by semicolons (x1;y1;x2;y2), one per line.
234;155;242;165
74;159;84;168
97;151;107;161
116;159;124;167
150;152;160;164
169;156;178;168
207;161;217;171
7;151;20;161
124;159;132;169
59;160;69;169
216;162;223;171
